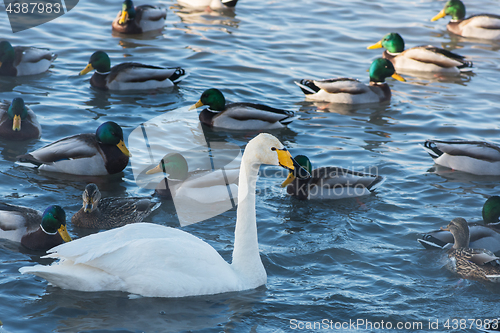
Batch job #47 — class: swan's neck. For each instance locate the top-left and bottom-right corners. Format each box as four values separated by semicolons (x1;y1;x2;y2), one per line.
231;154;266;282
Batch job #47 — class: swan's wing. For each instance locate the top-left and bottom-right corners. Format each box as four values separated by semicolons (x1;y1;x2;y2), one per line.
17;134;98;165
401;46;466;68
430;140;500;162
108;63;180;84
221;103;294;123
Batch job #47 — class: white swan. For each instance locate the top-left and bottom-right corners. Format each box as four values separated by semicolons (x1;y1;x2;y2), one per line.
20;133;299;298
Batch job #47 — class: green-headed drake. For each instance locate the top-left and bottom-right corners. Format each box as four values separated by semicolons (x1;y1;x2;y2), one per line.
112;0;166;34
295;58;405;105
418;196;500;255
72;183;159;229
0;41;57;76
16;121;130;176
145;152;239;202
440;218;500;283
422;139;500;176
189;88;296;130
79;51;187;91
0;98;41;141
281;155;384;200
0;204;71;252
368;32;472;74
177;0;238;10
431;0;500;40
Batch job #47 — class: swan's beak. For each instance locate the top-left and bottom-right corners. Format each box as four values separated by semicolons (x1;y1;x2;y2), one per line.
119;10;129;24
12;115;21;131
189;100;204;110
79;63;94;76
275;148;294;171
392;73;406;82
431;9;446;21
367;40;383;50
146;163;163;175
281;173;296;188
58;225;72;243
117;140;131;157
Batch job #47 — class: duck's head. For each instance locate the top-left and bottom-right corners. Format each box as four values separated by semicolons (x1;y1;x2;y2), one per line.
0;41;15;68
281;155;313;187
189;88;226;112
431;0;465;22
482;196;500;225
82;183;101;213
367;33;405;54
40;205;72;243
95;121;131;157
441;217;469;249
146;153;189;181
79;51;111;75
7;98;28;131
369;58;405;84
118;0;136;24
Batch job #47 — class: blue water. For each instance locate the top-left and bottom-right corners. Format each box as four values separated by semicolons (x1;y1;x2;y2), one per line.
1;0;500;332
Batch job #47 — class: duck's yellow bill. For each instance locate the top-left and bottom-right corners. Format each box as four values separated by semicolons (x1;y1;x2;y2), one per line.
117;140;131;157
146;164;163;175
440;226;450;231
12;115;21;131
392;73;406;82
431;9;446;22
79;63;94;76
58;225;72;243
367;40;383;50
281;172;296;188
118;10;129;24
189;100;204;110
83;198;94;213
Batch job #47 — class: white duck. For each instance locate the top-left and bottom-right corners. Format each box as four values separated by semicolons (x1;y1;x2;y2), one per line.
423;139;500;176
20;133;301;297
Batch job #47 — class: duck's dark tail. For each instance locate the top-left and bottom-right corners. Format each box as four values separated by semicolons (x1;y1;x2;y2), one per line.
294;79;320;95
422;140;443;159
222;0;238;7
169;68;188;84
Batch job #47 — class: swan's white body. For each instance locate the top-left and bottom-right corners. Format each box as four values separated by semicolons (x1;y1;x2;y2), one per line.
20;133;288;298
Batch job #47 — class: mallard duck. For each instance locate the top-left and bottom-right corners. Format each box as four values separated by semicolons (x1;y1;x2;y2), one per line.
145;152;239;202
0;41;57;76
418;196;500;254
79;51;187;91
0;204;71;252
431;0;500;40
281;155;384;200
112;0;166;34
367;32;473;74
20;133;307;297
423;139;500;176
189;88;295;130
440;218;500;282
177;0;238;10
0;98;41;141
71;183;159;229
16;121;130;176
295;58;405;104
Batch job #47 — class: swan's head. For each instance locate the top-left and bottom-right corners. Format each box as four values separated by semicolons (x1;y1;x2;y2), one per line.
246;133;310;176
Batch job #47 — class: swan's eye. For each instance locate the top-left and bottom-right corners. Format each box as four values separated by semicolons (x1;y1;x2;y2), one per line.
271;147;276;151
